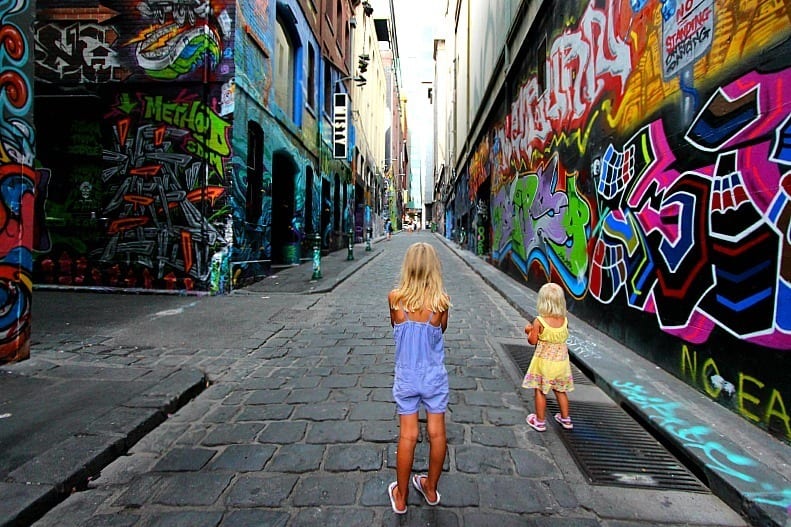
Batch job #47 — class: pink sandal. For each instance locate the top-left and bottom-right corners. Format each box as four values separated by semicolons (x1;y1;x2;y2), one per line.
526;413;546;432
554;413;573;430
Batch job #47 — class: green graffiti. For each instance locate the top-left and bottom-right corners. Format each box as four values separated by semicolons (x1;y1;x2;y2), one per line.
547;175;590;277
512;174;537;261
142;95;231;157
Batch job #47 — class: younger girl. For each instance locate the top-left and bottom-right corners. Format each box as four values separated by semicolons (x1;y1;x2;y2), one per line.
387;242;451;514
522;282;574;431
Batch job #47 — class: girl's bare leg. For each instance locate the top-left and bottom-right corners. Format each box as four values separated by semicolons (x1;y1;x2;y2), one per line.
420;412;446;501
394;413;419;510
534;388;547;421
554;390;570;418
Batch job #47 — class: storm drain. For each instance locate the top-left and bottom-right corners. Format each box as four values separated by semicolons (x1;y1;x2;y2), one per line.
503;343;708;492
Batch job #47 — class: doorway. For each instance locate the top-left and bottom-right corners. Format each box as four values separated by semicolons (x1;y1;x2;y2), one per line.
271;152;297;264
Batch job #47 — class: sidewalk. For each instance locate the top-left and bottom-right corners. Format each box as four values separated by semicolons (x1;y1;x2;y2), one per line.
435;235;791;527
234;235;385;295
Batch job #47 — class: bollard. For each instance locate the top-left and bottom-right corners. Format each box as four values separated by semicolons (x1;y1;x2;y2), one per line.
311;233;322;280
346;229;355;260
365;227;372;251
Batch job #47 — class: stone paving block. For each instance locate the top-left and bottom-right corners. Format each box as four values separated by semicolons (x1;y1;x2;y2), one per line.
153;473;232;506
245;389;290;405
128;423;188;456
348;401;394;420
203;405;240;423
200;423;264;446
360;374;392;388
361;422;399;443
480;378;518;392
290;507;376;527
369;387;394;402
486;407;527;426
449;376;478;390
306;421;362;443
219;509;290;527
464;391;510;407
257;421;307;443
455;445;515;475
83;513;141;527
236;404;293;421
478;476;552;513
152;447;215;472
224;474;298;507
293;402;350;421
432;473;480;507
336;364;365;374
324;444;383;471
329;388;371;402
450;406;484;424
446;422;465;444
544;478;579;508
291;474;358;506
320;374;359;388
143;510;224;527
461;512;529;527
266;444;325;472
510;449;559;478
286;388;331;404
113;474;165;507
531;518;601;527
285;375;323;389
208;444;276;471
470;425;518;447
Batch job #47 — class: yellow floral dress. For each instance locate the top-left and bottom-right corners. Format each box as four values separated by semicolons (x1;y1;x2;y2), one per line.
521;316;574;394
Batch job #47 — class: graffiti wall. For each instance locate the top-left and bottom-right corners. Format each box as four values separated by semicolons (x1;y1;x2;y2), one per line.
0;0;35;362
473;0;791;442
33;0;235;291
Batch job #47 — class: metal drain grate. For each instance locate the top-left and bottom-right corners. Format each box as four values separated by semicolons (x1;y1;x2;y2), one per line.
501;342;592;385
545;400;708;492
503;343;708;492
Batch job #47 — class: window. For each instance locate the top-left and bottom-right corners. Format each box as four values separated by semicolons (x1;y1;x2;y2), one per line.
307;45;316;108
246;122;264;224
324;64;332;116
275;17;295;117
336;0;343;38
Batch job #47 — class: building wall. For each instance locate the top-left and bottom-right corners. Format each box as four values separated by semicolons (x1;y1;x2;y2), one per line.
453;0;791;444
33;0;236;292
0;0;35;362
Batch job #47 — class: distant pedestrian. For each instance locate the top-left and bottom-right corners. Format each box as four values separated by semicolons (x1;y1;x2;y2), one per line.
387;242;451;514
522;282;574;432
385;219;393;240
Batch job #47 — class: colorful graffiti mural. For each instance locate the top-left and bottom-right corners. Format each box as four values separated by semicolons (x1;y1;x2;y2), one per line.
0;0;35;362
33;0;235;292
472;0;791;440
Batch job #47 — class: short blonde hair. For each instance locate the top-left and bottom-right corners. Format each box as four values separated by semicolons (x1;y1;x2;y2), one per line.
391;242;451;312
536;282;566;317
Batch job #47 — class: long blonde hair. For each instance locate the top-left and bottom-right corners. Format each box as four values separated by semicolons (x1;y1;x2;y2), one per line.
391;242;451;312
536;282;566;317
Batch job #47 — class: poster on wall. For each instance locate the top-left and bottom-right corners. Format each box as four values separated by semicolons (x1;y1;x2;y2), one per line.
662;0;715;79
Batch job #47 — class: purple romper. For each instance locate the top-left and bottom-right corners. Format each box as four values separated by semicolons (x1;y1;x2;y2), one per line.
392;309;448;415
